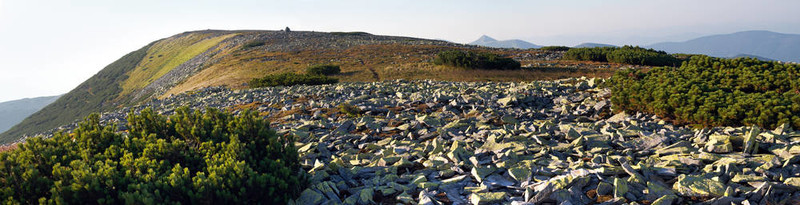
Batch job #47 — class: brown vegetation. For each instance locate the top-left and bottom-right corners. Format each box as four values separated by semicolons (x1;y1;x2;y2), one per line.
163;43;624;97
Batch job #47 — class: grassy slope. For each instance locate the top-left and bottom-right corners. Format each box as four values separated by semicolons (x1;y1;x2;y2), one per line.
0;43;154;143
1;32;239;143
120;33;237;96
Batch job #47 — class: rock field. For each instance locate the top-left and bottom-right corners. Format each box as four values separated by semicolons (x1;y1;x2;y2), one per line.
46;79;800;204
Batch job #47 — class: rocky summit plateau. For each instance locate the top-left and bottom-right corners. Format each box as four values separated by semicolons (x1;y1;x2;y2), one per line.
45;78;800;204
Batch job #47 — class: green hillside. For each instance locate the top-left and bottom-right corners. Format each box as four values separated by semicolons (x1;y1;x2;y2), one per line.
0;95;60;133
0;44;153;143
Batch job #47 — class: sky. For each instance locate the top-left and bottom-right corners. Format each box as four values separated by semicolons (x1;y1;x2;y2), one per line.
1;0;799;102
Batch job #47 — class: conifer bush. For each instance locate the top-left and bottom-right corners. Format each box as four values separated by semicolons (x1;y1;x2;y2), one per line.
249;73;338;88
539;46;571;52
434;50;521;70
306;64;341;76
564;46;680;66
608;56;800;129
0;107;307;204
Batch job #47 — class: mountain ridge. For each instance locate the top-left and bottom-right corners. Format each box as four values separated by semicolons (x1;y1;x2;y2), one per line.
574;42;617;48
647;30;800;62
469;35;541;49
0;95;60;133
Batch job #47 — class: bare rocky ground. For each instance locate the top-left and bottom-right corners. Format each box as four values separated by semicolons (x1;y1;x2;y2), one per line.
40;79;800;204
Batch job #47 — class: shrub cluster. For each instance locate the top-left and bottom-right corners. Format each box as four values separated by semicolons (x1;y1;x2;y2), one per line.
338;103;362;117
242;41;266;49
539;46;571;52
249;73;338;88
433;50;520;70
0;107;307;204
563;46;681;66
306;64;341;76
608;56;800;129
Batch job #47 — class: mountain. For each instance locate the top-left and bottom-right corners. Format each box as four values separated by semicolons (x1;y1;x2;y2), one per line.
0;95;60;133
731;54;776;61
2;30;602;143
469;35;541;49
648;30;800;62
574;43;617;48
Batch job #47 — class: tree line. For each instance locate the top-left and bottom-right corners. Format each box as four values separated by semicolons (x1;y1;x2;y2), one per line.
564;46;681;66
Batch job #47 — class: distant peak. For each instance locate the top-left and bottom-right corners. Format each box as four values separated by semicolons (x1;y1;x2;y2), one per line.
475;35;497;42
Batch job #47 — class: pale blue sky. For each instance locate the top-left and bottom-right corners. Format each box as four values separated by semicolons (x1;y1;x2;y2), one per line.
1;0;799;102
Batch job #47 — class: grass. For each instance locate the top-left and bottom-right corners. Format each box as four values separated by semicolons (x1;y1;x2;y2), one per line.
120;33;237;97
1;32;237;143
162;43;620;97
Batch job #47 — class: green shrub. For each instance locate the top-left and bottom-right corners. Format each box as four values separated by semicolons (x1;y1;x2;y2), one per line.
433;50;520;70
563;46;680;66
338;103;362;117
539;46;571;52
608;56;800;129
0;107;307;204
249;73;338;88
563;47;611;62
242;41;266;49
306;64;341;76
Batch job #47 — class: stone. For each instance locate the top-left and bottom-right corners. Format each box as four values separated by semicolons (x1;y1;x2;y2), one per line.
650;194;678;205
730;174;768;183
378;186;397;196
508;167;531;182
315;181;341;202
418;190;440;205
501;115;519;124
784;177;800;188
469;192;507;205
743;126;760;154
471;166;497;183
411;175;428;186
396;192;414;204
672;174;726;198
566;127;581;140
482;174;515;188
704;134;734;153
418;181;439;189
620;162;646;184
296;188;324;205
614;178;628;198
498;96;516;107
656;141;697;156
606;111;629;123
646;181;673;201
358;188;374;204
596;181;613;196
441;175;467;186
333;120;355;135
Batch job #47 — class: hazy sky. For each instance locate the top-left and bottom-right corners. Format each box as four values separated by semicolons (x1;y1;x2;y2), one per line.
1;0;799;102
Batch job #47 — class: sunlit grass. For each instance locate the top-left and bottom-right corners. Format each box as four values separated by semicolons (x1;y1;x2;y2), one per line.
120;33;237;96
